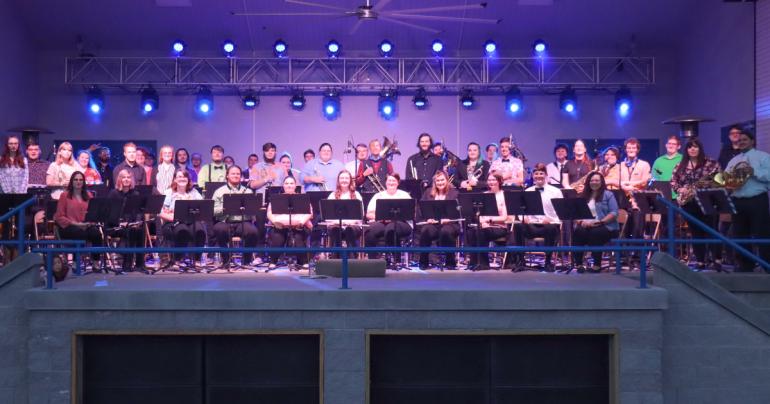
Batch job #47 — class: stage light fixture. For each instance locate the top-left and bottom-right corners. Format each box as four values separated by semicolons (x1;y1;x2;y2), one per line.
172;40;185;56
505;87;522;114
412;87;428;110
615;87;632;117
533;39;547;55
326;40;341;58
86;86;104;115
379;40;393;57
242;92;259;110
378;90;397;120
460;90;475;109
431;39;444;56
322;90;340;120
140;86;159;114
290;91;306;110
195;86;213;114
222;40;236;57
560;87;577;114
274;40;288;57
484;40;497;56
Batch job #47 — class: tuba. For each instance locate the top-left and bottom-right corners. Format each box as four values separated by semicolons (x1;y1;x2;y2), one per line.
381;136;401;160
714;161;753;191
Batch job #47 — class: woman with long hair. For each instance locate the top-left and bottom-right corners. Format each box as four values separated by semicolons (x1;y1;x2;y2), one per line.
326;170;363;258
152;145;176;194
600;146;621;190
671;137;723;271
464;173;509;270
108;169;148;273
159;169;205;270
417;170;460;269
0;135;28;194
75;150;102;185
364;173;413;260
46;142;78;198
569;171;619;273
54;171;103;265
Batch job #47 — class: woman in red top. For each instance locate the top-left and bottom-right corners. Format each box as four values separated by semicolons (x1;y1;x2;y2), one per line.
76;150;102;186
54;171;103;263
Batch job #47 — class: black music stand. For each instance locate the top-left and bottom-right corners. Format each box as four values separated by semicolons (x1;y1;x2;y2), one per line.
85;197;124;274
375;198;415;271
650;181;674;200
264;185;302;206
633;191;667;215
695;189;736;215
204;182;226;200
87;184;109;198
419;200;461;222
361;192;376;212
398;179;423;200
222;194;263;270
504;191;545;217
135;185;153;196
173;199;215;271
319;199;364;277
551;198;594;222
610;189;632;211
560;189;579;199
271;194;312;271
502;185;524;192
307;191;333;220
458;193;500;271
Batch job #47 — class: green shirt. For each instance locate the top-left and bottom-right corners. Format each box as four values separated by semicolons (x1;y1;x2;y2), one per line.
651;153;682;181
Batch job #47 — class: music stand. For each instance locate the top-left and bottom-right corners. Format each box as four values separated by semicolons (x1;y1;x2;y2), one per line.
398;179;423;200
560;189;579;199
610;189;631;211
204;182;226;200
504;191;545;217
320;199;364;266
264;185;302;206
457;193;500;271
375;198;415;271
502;185;524;192
172;199;215;271
551;198;594;222
307;191;333;220
361;192;376;213
142;195;165;216
87;184;109;198
271;194;312;271
418;200;461;222
695;189;736;215
650;181;674;200
85;197;124;274
220;194;263;270
633;191;667;215
135;185;154;196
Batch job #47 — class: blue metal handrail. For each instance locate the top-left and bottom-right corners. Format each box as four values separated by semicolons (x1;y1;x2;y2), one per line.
33;245;656;290
0;197;36;253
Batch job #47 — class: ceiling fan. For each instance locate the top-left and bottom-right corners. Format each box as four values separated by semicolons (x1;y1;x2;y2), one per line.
232;0;501;35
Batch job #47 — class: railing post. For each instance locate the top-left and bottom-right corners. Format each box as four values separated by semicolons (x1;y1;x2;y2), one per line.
614;241;622;275
667;201;675;256
340;249;350;290
16;210;25;253
639;250;648;289
74;248;82;276
45;253;53;289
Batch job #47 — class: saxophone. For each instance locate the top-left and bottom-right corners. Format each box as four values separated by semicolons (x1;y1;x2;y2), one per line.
569;171;594;190
677;172;717;206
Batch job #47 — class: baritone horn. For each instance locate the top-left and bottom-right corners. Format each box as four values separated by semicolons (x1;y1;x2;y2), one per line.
381;136;400;160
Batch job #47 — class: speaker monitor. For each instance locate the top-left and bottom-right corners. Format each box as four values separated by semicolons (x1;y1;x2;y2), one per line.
315;259;386;277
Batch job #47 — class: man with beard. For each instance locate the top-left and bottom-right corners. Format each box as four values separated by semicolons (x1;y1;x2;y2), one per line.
405;133;441;189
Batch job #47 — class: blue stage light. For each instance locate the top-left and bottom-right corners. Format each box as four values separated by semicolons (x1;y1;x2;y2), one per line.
195;87;213;115
559;87;577;114
290;92;305;110
379;40;393;57
172;40;185;56
327;40;341;58
505;87;522;114
322;91;340;120
412;88;428;110
615;87;632;117
484;40;497;56
86;87;104;115
242;92;259;110
223;40;236;57
140;86;159;114
460;90;474;109
533;39;547;55
431;39;444;55
378;91;397;120
274;40;288;57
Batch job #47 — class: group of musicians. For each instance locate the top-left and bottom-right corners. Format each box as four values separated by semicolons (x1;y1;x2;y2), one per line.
1;128;769;274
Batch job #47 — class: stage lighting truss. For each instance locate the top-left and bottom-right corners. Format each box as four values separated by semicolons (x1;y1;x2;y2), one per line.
64;56;654;93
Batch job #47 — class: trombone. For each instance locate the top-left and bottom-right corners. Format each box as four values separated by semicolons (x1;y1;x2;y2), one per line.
367;167;386;192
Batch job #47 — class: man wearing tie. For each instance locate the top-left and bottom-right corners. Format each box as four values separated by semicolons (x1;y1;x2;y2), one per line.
489;136;524;186
546;143;569;187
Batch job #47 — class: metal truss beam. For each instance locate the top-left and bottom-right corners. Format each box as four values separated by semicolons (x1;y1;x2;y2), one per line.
65;56;655;92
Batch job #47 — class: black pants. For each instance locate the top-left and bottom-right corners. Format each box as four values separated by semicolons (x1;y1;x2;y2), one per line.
328;226;361;258
162;222;206;260
365;221;411;259
683;201;722;263
109;225;146;269
254;209;268;248
269;227;309;265
572;225;618;267
213;221;259;263
624;209;645;255
510;223;560;265
418;223;459;267
731;193;770;272
464;226;508;268
59;225;103;261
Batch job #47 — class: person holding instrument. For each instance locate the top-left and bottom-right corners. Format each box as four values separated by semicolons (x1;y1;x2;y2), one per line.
300;143;343;192
357;138;394;193
54;171;103;268
455;142;490;191
417;171;460;269
159;169;205;269
600;147;621;190
212;165;259;267
326;170;363;258
405;133;442;189
568;171;619;274
365;173;412;260
108;169;148;273
267;176;313;270
490;136;524;186
464;173;509;271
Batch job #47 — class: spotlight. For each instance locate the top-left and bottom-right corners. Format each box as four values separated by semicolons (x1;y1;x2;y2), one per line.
379;40;393;57
431;39;444;56
222;40;236;57
460;90;475;109
615;87;632;117
378;90;397;120
505;87;522;114
412;87;428;110
326;40;341;58
322;90;340;120
172;40;185;56
484;40;497;56
274;40;288;57
242;92;259;110
290;91;306;111
140;86;159;114
533;39;547;55
195;86;213;114
86;86;104;115
559;87;577;114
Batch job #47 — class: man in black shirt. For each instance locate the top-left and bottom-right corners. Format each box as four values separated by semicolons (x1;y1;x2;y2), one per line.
718;125;743;169
405;133;442;189
563;139;595;188
96;147;113;189
113;142;146;186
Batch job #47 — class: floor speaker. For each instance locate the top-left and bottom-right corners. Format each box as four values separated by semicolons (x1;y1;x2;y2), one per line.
315;258;386;277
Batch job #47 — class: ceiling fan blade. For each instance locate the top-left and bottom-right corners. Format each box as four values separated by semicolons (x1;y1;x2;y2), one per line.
379;16;442;34
373;0;393;11
349;19;365;35
384;13;501;24
232;11;349;16
284;0;350;12
386;3;487;14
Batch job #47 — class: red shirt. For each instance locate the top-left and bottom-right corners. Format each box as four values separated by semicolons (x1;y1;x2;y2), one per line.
54;192;90;228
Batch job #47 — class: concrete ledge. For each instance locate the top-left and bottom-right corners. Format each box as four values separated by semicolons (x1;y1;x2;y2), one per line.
0;253;43;291
704;272;770;292
650;252;770;336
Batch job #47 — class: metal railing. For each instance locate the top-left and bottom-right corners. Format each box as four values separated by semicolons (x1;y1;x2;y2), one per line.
0;197;36;253
31;245;656;290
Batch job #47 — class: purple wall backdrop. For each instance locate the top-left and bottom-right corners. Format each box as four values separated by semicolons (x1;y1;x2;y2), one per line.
0;0;38;132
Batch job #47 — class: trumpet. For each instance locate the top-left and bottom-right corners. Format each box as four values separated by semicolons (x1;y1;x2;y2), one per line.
464;164;484;191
